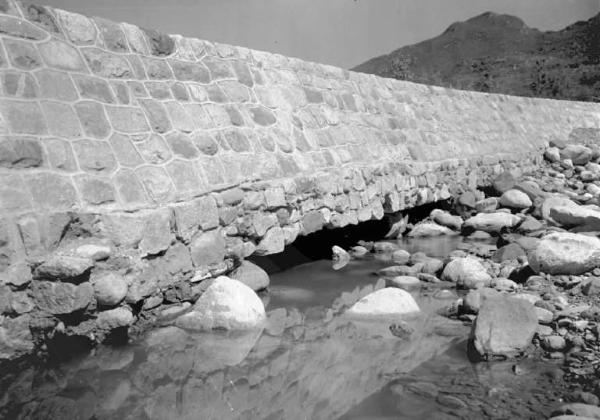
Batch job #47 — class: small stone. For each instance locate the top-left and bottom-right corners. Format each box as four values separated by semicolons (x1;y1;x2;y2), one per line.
545;147;561;163
391;249;410;265
543;335;566;351
441;258;492;289
350;246;369;257
492;278;518;291
583;277;600;296
10;291;34;314
138;209;173;256
56;9;96;44
331;245;350;270
74;74;116;103
35;255;94;280
430;209;463;230
135;165;176;204
170;60;210;83
74;101;111;139
492;243;526;263
92;272;128;306
255;227;285;255
164;132;199;159
32;281;93;314
0;315;34;360
0;136;44;169
96;307;134;331
38;40;85;71
499;189;533;209
105;106;150;133
83;48;132;78
4;39;41;69
0;262;32;287
190;229;226;267
408;221;456;237
1;100;47;134
142;29;175;56
25;173;78;211
0;15;46;40
493;171;517;194
139;99;171;133
535;306;554;324
249;106;277;126
229;260;270;291
72;139;116;172
560;145;592;165
75;175;116;205
475;197;499;213
75;244;111;261
463;212;522;233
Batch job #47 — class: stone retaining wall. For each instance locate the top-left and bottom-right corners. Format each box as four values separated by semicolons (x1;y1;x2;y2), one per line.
1;0;600;361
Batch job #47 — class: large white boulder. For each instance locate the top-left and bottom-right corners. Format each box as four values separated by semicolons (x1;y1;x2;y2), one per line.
463;212;521;233
345;287;420;318
441;257;492;289
528;232;600;275
175;277;266;330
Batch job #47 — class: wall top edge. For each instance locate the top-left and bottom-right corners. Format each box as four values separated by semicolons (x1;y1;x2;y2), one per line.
0;0;597;108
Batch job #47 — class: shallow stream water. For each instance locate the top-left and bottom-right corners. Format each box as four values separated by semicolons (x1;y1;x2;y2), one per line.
0;237;564;419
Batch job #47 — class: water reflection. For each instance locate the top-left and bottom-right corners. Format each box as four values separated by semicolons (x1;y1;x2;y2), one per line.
1;238;472;420
3;293;464;419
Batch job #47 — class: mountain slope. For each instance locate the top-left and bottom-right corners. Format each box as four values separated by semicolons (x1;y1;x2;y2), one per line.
353;12;600;101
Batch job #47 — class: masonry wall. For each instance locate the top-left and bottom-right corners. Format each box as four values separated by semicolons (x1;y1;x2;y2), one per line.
1;0;600;361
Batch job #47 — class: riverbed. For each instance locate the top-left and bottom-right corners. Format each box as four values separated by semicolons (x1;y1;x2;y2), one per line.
0;236;566;419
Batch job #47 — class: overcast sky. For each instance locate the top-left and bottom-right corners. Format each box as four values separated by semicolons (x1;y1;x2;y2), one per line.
33;0;600;69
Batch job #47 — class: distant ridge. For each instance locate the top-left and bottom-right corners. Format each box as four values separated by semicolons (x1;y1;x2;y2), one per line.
353;11;600;102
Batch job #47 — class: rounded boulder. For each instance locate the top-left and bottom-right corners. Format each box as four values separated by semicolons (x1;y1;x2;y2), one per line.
346;287;420;318
175;276;266;331
463;212;522;233
441;257;492;289
229;261;270;291
92;272;128;306
499;189;532;209
528;232;600;275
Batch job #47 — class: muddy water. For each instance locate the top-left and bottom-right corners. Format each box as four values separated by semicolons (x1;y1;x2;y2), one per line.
0;237;562;419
